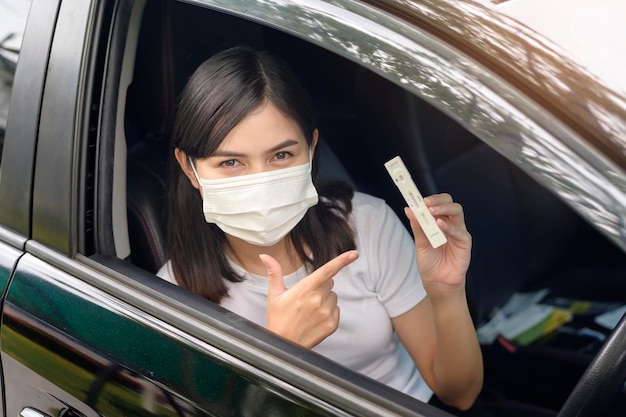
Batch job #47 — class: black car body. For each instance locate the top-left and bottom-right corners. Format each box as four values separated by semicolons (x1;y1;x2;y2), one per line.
1;0;626;416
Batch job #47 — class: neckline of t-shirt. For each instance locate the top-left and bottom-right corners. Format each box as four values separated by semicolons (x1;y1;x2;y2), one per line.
227;257;309;291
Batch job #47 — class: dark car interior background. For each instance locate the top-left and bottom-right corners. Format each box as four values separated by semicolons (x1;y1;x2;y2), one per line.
121;1;626;415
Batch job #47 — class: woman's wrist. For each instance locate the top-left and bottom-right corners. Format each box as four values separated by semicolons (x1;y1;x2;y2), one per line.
422;277;467;304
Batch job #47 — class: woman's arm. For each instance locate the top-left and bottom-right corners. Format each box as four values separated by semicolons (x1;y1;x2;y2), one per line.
394;193;483;410
393;294;483;410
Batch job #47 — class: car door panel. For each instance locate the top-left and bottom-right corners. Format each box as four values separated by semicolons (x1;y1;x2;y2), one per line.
2;251;358;416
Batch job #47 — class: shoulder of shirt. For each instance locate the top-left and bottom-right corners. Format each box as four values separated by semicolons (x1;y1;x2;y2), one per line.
350;191;397;227
352;191;388;211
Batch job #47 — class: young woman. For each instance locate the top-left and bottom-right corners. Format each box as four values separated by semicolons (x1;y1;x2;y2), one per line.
158;46;483;410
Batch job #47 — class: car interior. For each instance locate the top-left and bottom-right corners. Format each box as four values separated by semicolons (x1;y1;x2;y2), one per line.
118;0;626;415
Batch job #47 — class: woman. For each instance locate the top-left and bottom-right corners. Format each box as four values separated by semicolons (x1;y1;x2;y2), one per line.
158;45;483;410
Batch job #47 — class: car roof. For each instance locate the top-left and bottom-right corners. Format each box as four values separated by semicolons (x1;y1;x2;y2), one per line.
485;0;626;96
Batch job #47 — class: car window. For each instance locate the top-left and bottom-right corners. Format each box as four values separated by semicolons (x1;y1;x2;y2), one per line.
121;0;626;271
0;0;31;162
110;0;626;414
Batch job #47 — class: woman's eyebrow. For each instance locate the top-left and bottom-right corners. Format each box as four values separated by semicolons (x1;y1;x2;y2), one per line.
211;149;246;158
211;139;301;158
267;139;301;153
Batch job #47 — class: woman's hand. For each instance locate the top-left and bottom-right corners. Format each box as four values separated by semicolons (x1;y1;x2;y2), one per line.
404;193;471;299
260;250;359;348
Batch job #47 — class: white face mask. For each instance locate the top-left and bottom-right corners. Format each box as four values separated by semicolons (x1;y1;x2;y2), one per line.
190;156;319;246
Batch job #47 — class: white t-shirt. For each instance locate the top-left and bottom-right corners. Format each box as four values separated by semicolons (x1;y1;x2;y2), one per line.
157;192;432;401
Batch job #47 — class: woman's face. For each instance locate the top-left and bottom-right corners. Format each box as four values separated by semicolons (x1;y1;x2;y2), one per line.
183;102;317;185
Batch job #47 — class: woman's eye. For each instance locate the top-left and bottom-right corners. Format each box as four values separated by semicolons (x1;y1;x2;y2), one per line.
220;159;240;168
274;151;293;160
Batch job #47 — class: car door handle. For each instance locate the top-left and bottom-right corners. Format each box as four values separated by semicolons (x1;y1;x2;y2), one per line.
19;408;52;417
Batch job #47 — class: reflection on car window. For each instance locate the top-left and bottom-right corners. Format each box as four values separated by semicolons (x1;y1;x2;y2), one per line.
0;0;32;160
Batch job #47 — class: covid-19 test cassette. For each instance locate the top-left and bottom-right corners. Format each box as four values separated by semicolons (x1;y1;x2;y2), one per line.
384;156;447;248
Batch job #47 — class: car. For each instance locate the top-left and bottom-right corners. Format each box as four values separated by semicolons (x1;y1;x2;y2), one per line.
1;0;625;416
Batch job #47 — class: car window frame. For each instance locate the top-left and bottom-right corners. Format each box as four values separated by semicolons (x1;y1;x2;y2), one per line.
31;0;99;256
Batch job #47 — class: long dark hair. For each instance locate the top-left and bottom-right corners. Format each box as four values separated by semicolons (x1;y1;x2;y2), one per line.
168;46;355;303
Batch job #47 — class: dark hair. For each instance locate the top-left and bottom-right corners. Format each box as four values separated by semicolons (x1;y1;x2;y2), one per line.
168;46;355;303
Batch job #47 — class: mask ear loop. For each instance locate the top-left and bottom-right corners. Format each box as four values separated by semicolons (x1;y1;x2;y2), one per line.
188;157;203;183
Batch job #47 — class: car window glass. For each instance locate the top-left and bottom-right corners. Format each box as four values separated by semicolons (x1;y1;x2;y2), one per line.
0;0;32;162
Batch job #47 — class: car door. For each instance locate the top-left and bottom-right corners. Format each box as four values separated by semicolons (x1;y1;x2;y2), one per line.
0;0;455;416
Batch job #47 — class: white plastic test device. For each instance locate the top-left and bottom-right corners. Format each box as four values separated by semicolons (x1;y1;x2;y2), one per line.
384;156;448;248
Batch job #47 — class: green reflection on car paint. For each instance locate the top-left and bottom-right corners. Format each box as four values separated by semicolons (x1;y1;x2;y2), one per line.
3;259;327;416
2;325;187;417
4;269;236;409
0;243;22;295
